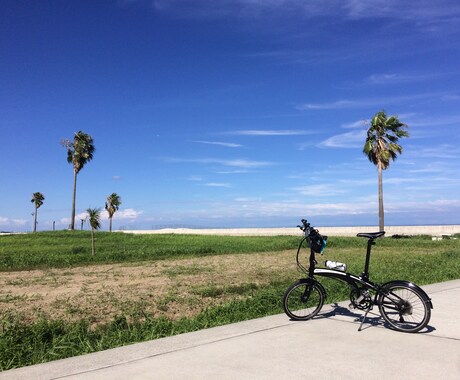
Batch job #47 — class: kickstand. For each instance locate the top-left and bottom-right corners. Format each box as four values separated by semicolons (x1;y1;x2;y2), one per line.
358;306;372;331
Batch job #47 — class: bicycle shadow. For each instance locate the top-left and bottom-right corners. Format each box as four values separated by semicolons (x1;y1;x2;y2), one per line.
314;303;436;333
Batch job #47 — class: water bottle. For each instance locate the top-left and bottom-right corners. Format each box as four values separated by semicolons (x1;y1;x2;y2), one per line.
325;260;347;272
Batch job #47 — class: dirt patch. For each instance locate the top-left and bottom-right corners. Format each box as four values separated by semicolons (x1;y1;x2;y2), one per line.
0;250;298;326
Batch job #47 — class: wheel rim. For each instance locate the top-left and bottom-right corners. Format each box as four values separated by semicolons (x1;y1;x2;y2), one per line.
285;283;322;320
380;286;428;331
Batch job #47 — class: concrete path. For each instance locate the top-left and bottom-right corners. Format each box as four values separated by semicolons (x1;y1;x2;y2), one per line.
1;280;459;380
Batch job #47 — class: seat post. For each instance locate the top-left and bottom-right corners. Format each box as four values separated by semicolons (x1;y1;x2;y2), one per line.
361;238;375;281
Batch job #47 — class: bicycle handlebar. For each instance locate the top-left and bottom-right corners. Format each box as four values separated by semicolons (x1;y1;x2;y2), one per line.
298;218;327;254
297;218;311;232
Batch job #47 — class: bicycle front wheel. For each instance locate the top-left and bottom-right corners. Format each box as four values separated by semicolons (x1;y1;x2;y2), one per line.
378;283;431;333
283;280;324;320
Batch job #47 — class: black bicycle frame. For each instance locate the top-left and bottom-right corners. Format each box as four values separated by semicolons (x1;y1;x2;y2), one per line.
298;235;380;294
297;234;433;310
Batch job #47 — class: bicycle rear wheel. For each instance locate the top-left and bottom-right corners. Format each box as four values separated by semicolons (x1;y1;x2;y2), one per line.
283;280;324;320
378;283;431;333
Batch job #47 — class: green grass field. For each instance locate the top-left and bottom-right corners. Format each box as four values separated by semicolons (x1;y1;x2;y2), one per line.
0;231;301;271
0;231;459;371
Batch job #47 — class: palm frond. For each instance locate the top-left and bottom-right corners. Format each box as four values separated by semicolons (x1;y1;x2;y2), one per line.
363;111;409;170
31;192;45;208
86;208;102;230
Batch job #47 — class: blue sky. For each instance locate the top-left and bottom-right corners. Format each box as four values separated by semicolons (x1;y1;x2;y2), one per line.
1;0;459;231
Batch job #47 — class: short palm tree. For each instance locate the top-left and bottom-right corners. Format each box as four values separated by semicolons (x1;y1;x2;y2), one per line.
105;193;122;232
62;131;95;230
87;207;101;256
31;192;45;232
363;110;409;231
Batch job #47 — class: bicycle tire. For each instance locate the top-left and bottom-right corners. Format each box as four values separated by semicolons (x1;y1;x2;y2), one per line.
283;280;324;320
378;282;431;333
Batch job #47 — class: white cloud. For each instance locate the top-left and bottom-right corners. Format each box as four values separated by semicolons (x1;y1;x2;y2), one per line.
216;169;251;174
230;129;314;136
162;157;274;169
367;73;401;84
204;183;231;188
298;99;360;110
297;92;449;110
0;217;28;226
294;184;347;197
192;140;243;148
60;212;89;226
318;130;367;148
12;219;28;226
341;120;367;129
95;208;143;221
223;159;273;168
365;73;441;85
145;1;460;24
343;0;460;21
409;145;460;159
114;208;144;220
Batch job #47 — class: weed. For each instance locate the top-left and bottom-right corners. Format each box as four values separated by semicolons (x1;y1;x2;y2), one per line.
162;264;212;277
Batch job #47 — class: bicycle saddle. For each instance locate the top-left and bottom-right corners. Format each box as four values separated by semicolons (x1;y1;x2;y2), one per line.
357;231;386;239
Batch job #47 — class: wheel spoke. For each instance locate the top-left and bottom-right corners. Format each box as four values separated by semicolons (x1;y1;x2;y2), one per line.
378;284;430;332
283;281;324;320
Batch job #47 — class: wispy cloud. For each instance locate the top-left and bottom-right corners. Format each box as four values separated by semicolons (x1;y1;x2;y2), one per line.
143;1;460;24
318;130;367;148
294;184;348;197
298;100;360;110
113;208;144;220
0;217;27;226
216;169;251;174
365;72;442;85
412;145;460;159
229;129;314;136
60;209;144;226
218;159;274;168
192;140;243;148
341;120;367;129
204;182;232;188
344;0;460;22
297;92;456;110
162;157;274;169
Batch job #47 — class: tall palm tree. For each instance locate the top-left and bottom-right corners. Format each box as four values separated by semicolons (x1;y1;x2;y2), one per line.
87;207;101;256
31;192;45;232
62;131;95;230
105;193;122;232
363;110;409;231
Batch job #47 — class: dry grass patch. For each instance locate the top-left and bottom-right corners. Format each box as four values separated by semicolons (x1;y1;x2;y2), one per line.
0;250;297;326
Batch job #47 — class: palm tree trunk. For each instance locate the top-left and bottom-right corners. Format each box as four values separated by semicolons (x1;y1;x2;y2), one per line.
91;228;95;256
33;205;38;233
109;217;113;232
71;168;77;230
378;163;384;232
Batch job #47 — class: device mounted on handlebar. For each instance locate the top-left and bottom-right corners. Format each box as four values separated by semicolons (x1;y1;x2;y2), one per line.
298;219;327;254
